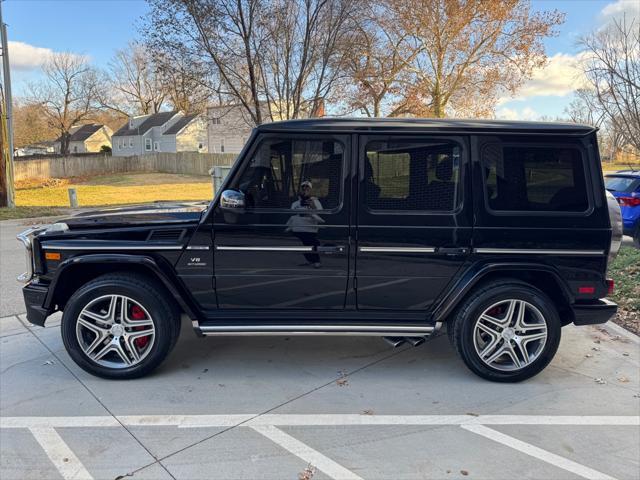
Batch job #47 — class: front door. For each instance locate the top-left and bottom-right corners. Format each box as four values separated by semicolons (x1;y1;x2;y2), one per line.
355;134;472;311
212;133;351;309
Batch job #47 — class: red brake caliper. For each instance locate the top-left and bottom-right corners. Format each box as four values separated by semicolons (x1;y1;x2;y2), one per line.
130;304;150;349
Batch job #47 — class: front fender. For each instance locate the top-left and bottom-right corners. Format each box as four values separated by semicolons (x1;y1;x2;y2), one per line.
44;253;199;320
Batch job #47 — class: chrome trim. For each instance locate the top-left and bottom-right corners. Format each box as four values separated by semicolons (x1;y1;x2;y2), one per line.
359;246;437;253
473;248;605;256
215;245;314;252
16;227;47;283
186;245;211;250
41;245;184;251
199;324;436;336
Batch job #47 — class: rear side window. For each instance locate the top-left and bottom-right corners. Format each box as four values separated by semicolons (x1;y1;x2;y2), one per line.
482;143;589;213
365;139;461;212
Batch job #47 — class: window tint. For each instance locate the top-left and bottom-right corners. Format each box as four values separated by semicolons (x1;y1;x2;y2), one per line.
482;144;589;212
364;140;460;211
233;138;343;210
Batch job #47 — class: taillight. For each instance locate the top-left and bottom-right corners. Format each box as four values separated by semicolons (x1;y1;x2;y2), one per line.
606;279;614;295
617;196;640;207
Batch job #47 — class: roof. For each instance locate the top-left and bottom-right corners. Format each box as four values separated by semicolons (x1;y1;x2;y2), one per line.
57;124;104;142
256;118;597;135
112;111;179;137
163;114;200;135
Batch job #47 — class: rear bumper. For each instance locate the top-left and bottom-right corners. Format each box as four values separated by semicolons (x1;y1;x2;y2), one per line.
572;298;618;326
22;282;52;327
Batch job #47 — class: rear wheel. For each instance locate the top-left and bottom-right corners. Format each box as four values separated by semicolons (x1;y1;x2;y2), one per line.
633;225;639;249
61;273;180;379
449;280;561;382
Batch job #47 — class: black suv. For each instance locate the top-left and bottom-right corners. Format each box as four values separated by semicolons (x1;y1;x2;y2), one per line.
18;119;623;382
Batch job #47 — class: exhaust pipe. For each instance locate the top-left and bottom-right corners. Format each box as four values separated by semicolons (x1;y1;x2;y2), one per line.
383;336;406;348
405;336;426;347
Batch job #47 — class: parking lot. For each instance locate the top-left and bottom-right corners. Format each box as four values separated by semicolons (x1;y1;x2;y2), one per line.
1;218;639;480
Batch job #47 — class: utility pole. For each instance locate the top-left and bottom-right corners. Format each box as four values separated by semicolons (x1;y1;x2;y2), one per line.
0;0;15;208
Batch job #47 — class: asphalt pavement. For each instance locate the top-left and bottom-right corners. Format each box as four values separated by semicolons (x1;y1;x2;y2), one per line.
1;217;639;480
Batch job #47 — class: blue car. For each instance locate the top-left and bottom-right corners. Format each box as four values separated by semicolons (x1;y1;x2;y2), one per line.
605;170;640;248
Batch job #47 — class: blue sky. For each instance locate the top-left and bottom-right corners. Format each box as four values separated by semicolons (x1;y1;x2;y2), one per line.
3;0;638;119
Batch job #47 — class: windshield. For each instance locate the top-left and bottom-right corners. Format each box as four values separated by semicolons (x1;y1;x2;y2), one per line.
605;176;640;193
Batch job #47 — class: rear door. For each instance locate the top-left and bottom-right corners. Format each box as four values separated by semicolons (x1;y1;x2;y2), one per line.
355;134;472;311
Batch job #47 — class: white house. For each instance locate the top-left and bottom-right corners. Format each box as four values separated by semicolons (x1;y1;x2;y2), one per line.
53;124;112;154
207;104;265;154
111;111;207;156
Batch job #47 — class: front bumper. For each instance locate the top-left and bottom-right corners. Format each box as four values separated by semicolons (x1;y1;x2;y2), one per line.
22;282;52;327
572;298;618;326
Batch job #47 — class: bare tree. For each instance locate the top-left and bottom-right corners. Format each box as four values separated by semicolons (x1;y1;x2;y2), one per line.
12;99;57;148
28;53;100;154
100;43;167;116
580;15;640;152
143;0;359;125
389;0;564;118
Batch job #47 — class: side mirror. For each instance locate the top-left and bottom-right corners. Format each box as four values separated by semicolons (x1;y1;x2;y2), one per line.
220;190;246;210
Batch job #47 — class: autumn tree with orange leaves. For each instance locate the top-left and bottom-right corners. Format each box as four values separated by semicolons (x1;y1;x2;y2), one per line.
346;0;564;118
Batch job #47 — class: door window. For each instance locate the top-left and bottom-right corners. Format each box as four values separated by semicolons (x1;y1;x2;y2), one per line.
364;140;461;212
482;143;589;212
231;138;344;211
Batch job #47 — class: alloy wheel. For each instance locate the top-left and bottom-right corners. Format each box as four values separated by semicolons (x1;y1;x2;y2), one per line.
472;299;548;372
75;294;156;369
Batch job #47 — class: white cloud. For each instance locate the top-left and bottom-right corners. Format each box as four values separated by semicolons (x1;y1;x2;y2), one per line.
601;0;639;21
8;41;55;71
499;52;589;104
496;106;539;121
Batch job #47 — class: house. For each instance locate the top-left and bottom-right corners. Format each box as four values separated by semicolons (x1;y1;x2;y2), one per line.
207;105;259;154
111;111;207;156
207;100;325;154
15;141;56;157
55;124;112;154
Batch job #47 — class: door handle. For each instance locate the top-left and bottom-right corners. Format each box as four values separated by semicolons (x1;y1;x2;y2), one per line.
316;245;346;254
437;247;469;255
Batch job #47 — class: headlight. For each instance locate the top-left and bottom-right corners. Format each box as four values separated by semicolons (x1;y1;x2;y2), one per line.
16;226;47;283
46;222;69;233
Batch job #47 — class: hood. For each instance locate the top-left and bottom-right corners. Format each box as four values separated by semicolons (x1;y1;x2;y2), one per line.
61;201;209;229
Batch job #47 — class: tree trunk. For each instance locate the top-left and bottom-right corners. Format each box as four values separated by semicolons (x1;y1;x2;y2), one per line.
60;132;70;155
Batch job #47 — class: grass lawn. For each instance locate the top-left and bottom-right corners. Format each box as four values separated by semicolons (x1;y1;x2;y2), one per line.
608;246;640;335
0;206;66;221
15;173;213;208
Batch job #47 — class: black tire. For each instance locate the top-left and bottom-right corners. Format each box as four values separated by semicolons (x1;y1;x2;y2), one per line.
633;226;640;249
448;279;561;382
61;273;181;379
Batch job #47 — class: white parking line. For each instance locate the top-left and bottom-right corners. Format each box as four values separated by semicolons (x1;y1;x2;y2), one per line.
252;425;364;480
3;414;637;480
30;427;93;480
2;414;639;429
462;424;618;480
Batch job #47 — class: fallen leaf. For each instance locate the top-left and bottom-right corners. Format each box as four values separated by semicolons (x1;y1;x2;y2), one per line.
461;470;469;476
594;377;607;385
62;458;69;463
617;376;630;383
466;412;480;417
42;360;55;366
623;352;630;356
362;409;374;415
336;378;349;387
585;354;593;358
298;464;316;480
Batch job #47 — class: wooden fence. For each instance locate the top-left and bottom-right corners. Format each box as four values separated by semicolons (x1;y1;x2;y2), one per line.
14;152;238;181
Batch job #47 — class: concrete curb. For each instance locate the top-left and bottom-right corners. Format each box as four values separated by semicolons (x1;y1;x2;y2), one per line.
604;320;640;345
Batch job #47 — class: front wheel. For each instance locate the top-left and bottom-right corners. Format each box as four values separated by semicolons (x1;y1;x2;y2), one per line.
633;226;639;249
448;280;561;382
61;273;180;379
